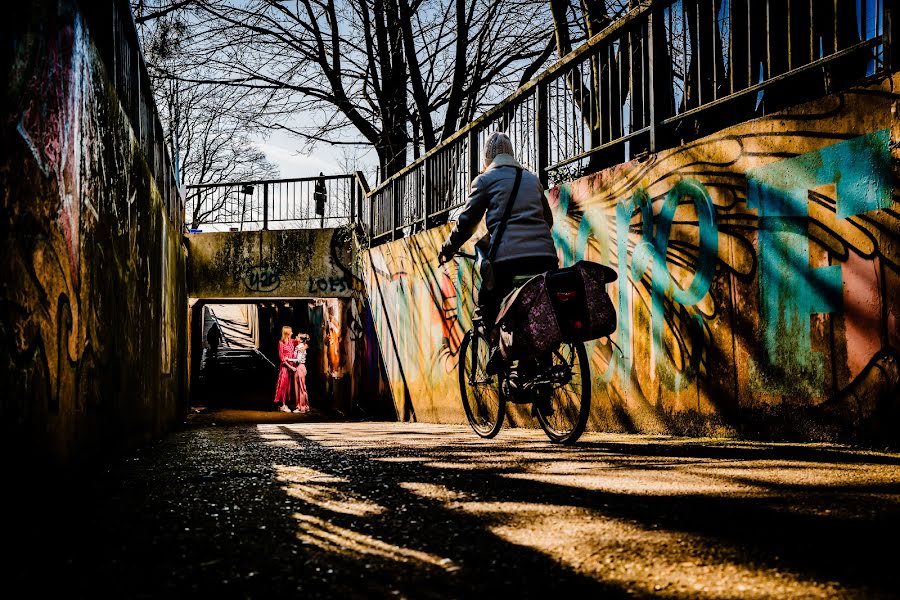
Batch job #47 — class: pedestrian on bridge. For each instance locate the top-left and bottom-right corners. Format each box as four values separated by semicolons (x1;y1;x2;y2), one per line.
314;173;327;228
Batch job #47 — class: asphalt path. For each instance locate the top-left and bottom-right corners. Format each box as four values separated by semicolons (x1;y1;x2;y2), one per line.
14;419;900;598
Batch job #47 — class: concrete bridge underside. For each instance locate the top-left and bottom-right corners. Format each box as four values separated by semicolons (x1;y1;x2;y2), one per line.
185;228;359;300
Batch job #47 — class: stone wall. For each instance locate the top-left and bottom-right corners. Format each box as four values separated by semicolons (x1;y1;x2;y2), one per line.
185;228;357;299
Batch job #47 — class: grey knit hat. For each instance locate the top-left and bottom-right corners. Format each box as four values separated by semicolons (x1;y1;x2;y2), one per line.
483;131;514;167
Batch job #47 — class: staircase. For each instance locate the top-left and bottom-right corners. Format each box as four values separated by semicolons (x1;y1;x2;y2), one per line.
198;304;278;408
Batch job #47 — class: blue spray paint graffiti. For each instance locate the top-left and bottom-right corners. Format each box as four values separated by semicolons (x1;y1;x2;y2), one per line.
747;128;890;394
554;178;719;390
632;179;719;389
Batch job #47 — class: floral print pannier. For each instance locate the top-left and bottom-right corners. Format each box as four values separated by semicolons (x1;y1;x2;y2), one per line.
496;261;617;361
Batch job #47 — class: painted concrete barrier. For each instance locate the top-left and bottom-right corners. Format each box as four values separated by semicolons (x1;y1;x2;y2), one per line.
185;228;358;299
363;75;900;441
0;1;187;465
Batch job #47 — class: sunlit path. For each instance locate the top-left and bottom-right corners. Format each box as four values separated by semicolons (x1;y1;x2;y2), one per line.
15;421;900;598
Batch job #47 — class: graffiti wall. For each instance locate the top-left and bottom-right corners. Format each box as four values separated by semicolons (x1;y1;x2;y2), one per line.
363;75;900;441
0;2;187;465
186;224;391;417
364;228;475;423
185;228;357;299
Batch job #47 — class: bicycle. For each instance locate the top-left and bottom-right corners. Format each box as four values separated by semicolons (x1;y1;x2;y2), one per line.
450;253;591;444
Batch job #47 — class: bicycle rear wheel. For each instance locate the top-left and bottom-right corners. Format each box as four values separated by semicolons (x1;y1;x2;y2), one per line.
458;328;506;438
535;342;590;444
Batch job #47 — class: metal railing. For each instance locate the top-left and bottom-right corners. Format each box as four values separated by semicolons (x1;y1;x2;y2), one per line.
368;0;895;245
185;173;369;232
81;0;183;233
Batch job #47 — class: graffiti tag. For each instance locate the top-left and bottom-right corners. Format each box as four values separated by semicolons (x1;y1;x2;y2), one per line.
244;266;281;292
553;177;718;390
747;128;890;394
308;276;349;294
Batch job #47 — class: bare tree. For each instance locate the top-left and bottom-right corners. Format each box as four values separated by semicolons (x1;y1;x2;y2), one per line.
172;83;280;228
133;3;280;227
146;0;557;180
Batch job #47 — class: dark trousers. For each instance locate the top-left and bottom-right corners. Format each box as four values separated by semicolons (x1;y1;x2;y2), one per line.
478;256;559;327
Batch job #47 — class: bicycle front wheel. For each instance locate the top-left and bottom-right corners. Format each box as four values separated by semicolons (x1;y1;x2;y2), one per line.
458;329;506;438
535;342;591;444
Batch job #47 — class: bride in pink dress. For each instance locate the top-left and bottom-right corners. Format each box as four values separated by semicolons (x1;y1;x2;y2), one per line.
273;326;297;412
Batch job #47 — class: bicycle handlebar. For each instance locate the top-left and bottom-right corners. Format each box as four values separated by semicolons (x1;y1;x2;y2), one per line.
439;251;477;267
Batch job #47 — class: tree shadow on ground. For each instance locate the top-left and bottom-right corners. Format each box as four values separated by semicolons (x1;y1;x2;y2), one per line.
272;425;900;597
11;423;900;598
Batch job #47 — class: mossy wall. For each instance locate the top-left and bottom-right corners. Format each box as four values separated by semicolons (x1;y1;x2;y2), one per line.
185;228;357;299
0;1;187;466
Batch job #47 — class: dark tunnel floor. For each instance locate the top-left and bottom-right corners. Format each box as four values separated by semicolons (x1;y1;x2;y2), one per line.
11;422;900;598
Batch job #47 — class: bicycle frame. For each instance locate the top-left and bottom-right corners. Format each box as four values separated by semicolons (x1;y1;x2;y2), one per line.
447;253;572;399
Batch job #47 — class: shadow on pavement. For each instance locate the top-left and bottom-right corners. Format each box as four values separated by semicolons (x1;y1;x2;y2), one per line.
10;423;900;598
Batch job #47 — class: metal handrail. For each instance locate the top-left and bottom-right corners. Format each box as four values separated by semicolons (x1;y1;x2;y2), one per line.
367;2;652;197
366;0;895;245
81;0;184;233
185;172;370;232
186;174;358;189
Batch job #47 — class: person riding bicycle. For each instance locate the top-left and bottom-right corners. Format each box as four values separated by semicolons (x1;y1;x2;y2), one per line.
437;132;558;370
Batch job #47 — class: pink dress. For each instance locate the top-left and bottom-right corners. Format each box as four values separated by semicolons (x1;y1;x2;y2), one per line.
292;343;310;412
273;340;295;405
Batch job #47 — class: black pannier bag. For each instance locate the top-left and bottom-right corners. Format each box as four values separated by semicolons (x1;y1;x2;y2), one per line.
496;261;617;361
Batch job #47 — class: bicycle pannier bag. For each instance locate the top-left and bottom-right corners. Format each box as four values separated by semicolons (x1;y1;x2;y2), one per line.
496;260;617;361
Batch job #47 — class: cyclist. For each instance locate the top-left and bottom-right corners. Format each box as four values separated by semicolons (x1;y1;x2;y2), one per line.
437;132;558;372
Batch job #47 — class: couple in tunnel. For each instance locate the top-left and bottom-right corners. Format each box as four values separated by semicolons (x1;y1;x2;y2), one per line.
274;325;311;413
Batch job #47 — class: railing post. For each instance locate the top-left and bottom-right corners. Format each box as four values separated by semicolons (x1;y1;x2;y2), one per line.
536;81;549;187
355;182;361;231
392;186;399;241
467;130;480;183
886;0;897;72
353;171;370;238
349;178;356;225
647;1;669;154
369;192;374;240
422;157;430;230
262;183;269;230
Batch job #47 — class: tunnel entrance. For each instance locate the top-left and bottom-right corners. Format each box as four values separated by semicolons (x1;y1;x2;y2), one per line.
188;297;394;421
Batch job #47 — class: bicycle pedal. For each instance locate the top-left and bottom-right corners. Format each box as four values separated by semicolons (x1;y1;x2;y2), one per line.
502;376;521;396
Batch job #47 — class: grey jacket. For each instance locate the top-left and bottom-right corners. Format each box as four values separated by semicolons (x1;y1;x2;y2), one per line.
441;154;556;264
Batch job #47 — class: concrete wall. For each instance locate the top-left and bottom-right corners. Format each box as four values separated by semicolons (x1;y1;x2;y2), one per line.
0;1;187;466
185;228;357;299
362;75;900;442
185;228;392;418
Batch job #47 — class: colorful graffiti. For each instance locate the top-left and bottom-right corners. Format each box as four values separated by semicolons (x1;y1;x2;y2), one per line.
364;224;520;424
186;228;357;299
363;75;900;440
1;3;186;463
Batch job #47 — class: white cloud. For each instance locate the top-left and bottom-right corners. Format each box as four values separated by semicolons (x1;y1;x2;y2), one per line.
256;142;339;179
